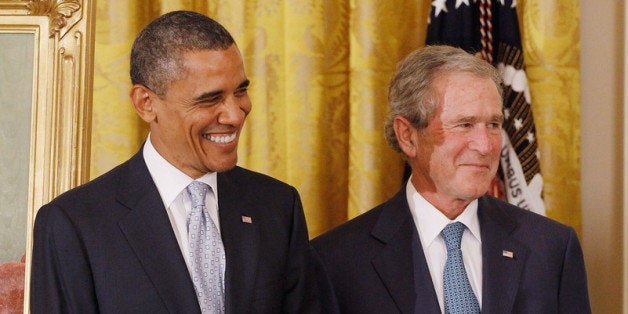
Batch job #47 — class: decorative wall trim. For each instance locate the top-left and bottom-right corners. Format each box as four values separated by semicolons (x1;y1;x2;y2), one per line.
27;0;81;38
624;1;628;310
0;0;94;311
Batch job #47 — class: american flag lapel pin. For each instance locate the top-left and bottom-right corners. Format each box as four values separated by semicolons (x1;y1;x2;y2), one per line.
241;215;253;224
502;250;514;259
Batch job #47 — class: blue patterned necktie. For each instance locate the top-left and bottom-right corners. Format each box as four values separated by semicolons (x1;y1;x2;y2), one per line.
187;181;226;313
441;222;480;314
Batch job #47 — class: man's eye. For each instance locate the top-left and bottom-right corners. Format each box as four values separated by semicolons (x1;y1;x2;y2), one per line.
198;97;221;106
234;88;248;97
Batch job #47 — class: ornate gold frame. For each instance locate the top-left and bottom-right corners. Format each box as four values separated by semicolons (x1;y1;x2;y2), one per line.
0;0;94;311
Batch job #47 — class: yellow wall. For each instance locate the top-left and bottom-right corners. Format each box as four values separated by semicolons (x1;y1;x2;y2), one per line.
580;0;624;312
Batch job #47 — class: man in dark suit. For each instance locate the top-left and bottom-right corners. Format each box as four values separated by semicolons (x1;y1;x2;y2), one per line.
312;45;591;313
31;11;328;313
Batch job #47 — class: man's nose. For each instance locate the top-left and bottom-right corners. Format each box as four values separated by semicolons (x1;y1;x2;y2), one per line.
468;126;496;154
218;97;247;125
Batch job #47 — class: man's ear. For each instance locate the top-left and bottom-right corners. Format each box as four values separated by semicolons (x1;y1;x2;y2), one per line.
130;84;157;123
393;116;418;158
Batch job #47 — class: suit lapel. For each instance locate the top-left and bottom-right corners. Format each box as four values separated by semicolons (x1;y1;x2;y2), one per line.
116;152;200;312
478;196;529;313
217;169;260;313
411;230;441;313
370;189;439;314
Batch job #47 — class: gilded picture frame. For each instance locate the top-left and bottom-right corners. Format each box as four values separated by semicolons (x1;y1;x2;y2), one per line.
0;0;94;311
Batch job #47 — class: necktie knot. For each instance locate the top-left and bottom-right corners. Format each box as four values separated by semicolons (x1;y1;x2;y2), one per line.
187;181;210;209
441;222;466;252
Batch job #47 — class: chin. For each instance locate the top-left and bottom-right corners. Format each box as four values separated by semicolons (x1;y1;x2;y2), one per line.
208;164;235;173
207;157;238;173
461;186;491;199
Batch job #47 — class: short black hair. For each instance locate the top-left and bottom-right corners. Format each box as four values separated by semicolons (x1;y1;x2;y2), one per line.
130;10;235;95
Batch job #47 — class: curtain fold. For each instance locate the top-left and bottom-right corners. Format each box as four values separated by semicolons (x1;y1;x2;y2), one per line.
519;0;581;232
347;1;428;219
91;0;580;237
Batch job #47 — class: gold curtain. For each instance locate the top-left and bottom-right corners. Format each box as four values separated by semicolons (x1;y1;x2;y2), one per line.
91;0;580;237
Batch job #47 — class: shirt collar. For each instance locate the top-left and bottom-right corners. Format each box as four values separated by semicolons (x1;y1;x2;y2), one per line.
143;133;217;208
406;178;481;247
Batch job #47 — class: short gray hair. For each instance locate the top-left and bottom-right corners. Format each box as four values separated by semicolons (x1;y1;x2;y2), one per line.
384;45;503;152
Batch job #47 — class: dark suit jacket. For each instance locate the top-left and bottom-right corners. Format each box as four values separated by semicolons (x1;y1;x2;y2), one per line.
31;151;327;313
311;188;591;314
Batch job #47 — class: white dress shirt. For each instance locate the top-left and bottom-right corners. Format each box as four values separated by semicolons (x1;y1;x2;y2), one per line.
142;134;220;273
405;178;483;313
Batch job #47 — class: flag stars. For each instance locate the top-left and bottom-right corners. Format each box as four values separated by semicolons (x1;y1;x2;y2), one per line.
504;108;511;120
432;0;448;17
455;0;471;9
497;0;517;7
526;131;535;143
514;118;523;130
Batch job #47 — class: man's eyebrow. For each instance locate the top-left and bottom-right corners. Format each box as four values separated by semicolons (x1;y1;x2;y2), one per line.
452;113;504;123
493;113;505;122
192;79;250;102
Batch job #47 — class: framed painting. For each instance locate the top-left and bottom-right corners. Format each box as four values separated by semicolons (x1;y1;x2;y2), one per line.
0;0;94;311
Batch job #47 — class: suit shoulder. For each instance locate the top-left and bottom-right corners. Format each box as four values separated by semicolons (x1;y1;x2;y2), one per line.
311;203;385;252
481;195;576;241
221;166;296;192
37;158;137;221
51;165;122;203
313;189;410;250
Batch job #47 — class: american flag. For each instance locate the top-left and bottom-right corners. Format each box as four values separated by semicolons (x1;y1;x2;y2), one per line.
426;0;545;215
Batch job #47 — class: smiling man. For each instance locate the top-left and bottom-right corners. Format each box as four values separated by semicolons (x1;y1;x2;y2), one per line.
31;11;329;313
312;45;591;313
